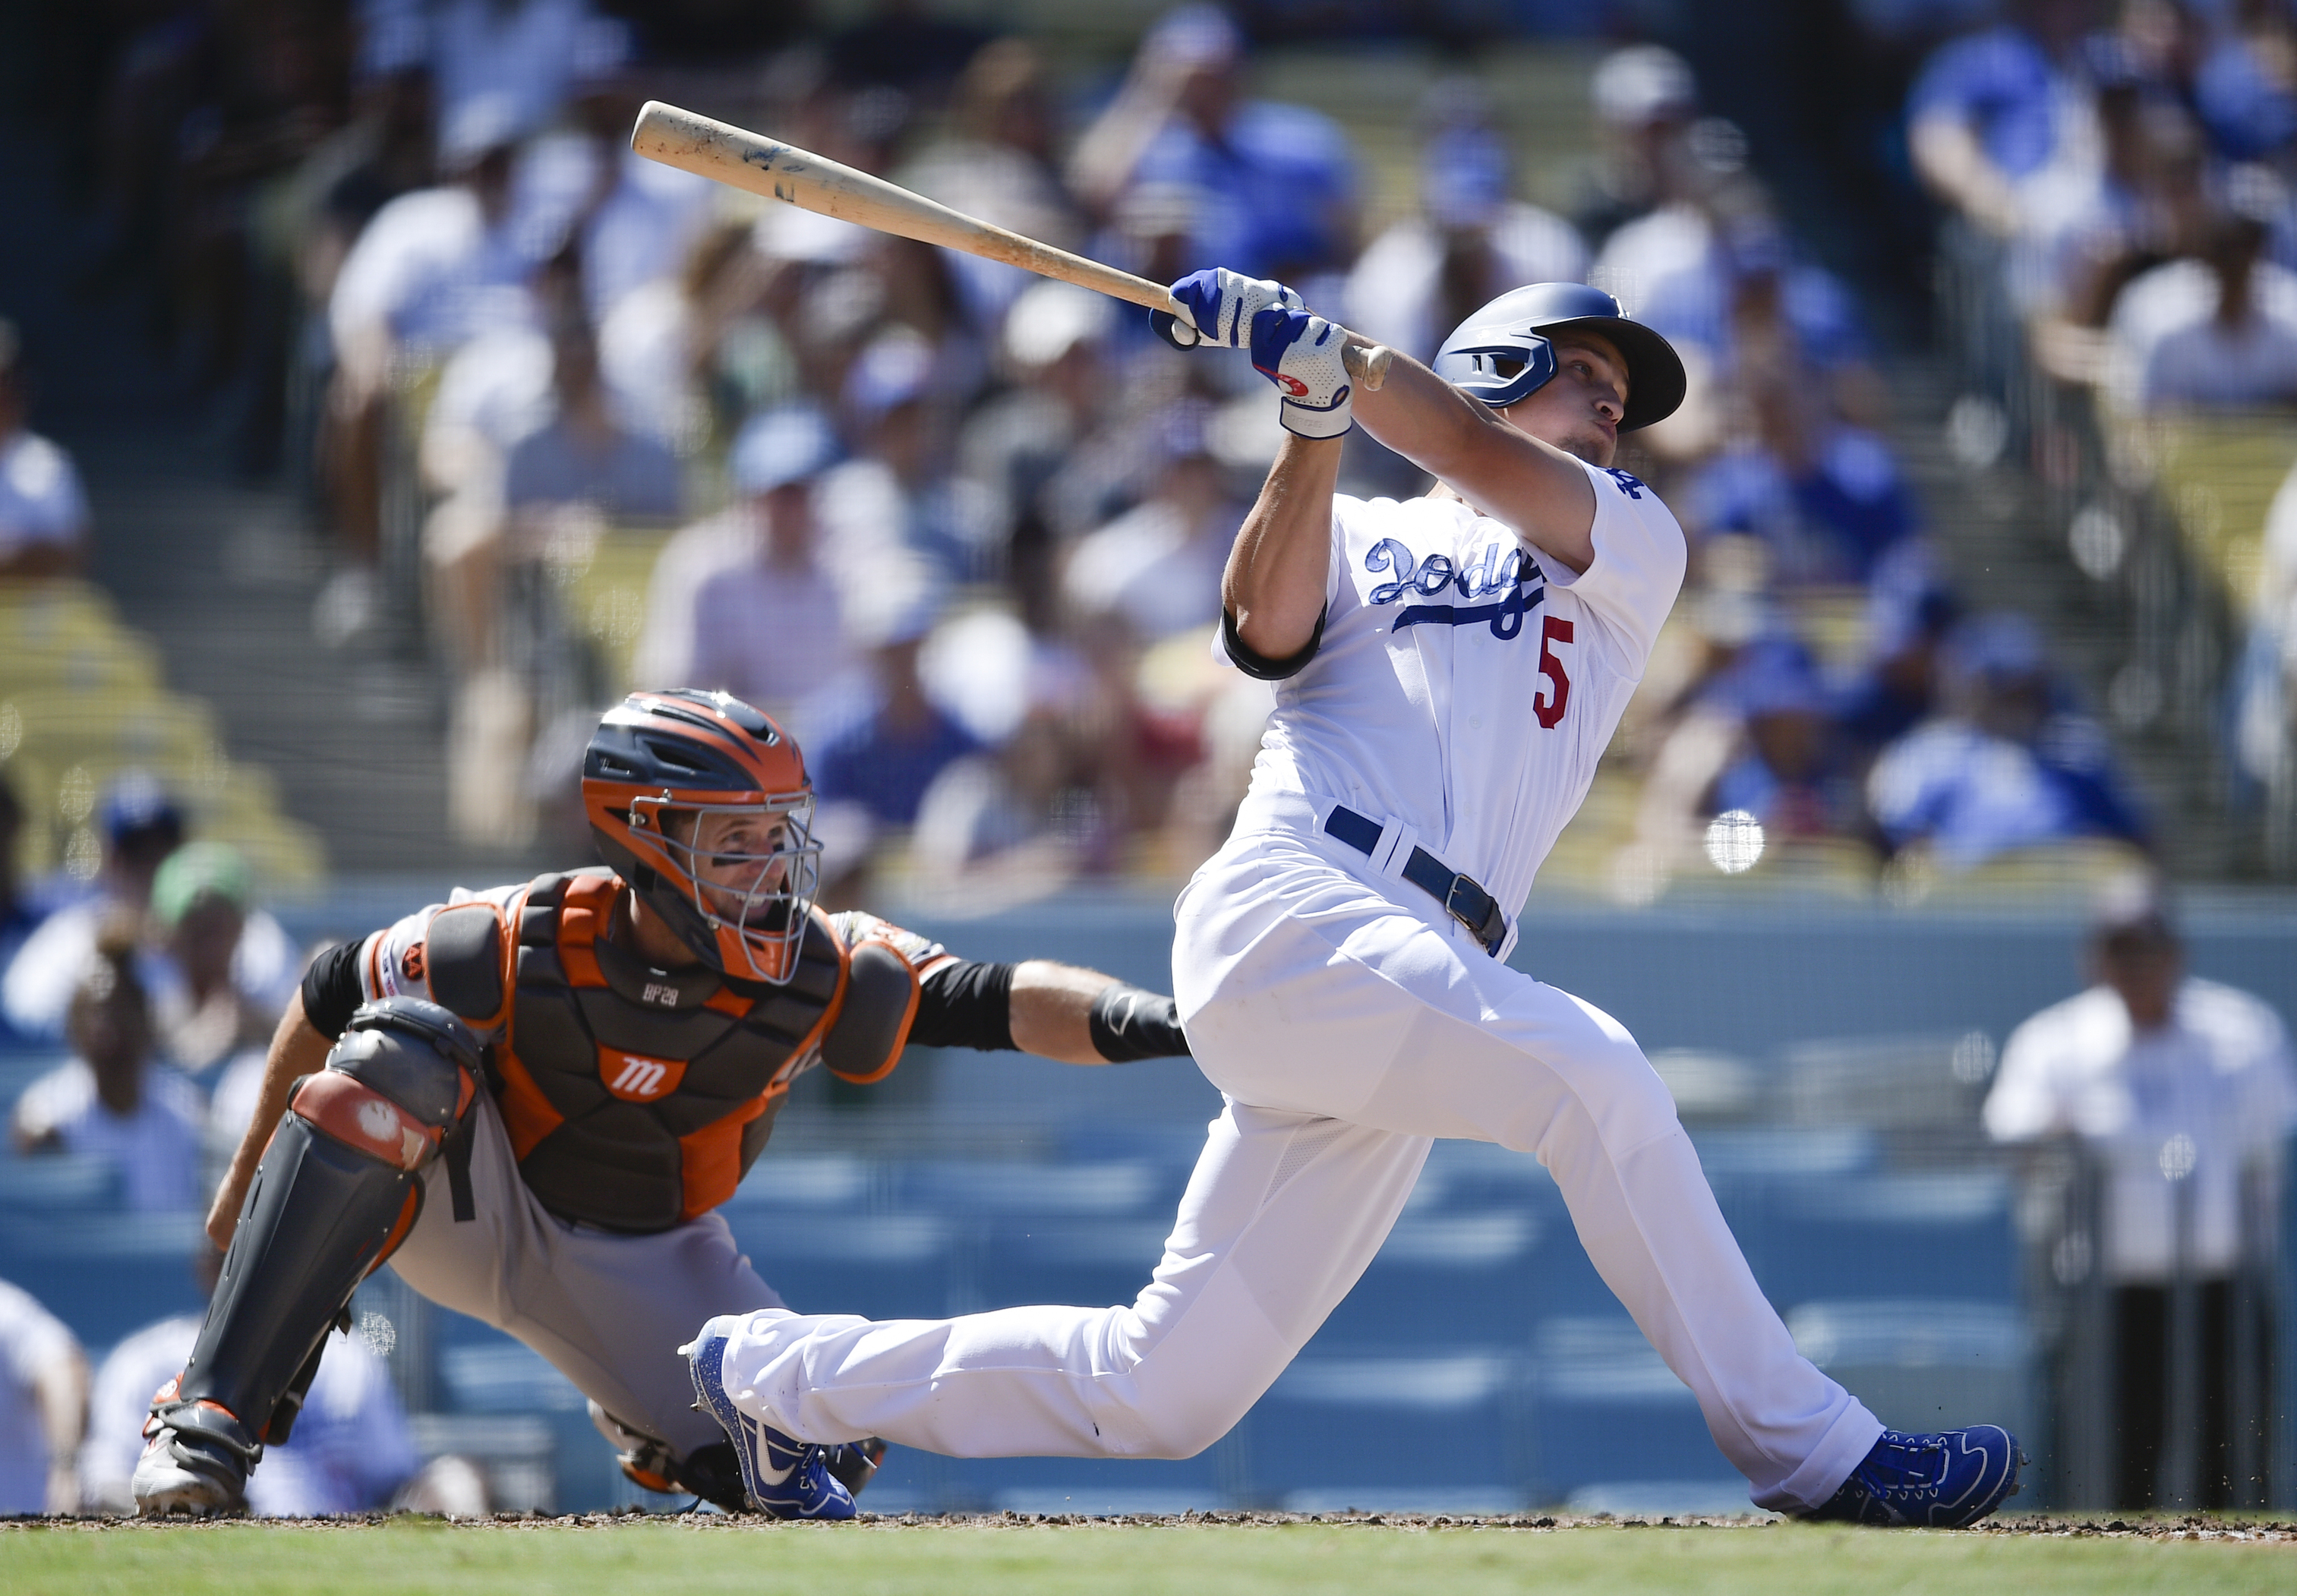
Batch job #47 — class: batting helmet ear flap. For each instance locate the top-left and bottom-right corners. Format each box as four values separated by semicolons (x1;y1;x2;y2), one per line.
1434;282;1686;430
1440;333;1557;408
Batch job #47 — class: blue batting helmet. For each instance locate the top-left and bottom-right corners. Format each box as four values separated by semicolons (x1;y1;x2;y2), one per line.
1432;282;1686;431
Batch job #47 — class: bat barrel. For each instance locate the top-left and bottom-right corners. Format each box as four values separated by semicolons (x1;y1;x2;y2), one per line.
633;101;1175;314
631;101;1390;390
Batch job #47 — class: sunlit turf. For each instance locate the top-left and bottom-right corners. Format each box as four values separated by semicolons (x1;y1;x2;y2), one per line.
2;1515;2290;1596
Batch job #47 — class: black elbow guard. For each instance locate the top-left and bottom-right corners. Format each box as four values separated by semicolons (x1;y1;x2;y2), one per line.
1088;984;1191;1061
300;938;370;1040
911;959;1019;1052
1222;604;1327;681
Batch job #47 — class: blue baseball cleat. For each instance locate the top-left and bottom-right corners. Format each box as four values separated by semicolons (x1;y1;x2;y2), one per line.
1799;1425;2025;1528
680;1315;856;1520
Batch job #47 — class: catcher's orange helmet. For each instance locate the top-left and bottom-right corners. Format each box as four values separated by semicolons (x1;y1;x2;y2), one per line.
582;690;822;984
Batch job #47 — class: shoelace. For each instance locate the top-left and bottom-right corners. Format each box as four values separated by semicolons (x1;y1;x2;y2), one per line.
1854;1434;1947;1497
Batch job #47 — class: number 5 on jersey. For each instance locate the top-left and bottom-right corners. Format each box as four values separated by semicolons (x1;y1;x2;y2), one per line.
1533;617;1573;729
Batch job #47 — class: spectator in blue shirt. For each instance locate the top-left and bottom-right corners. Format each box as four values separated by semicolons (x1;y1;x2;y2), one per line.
1835;540;1964;767
1909;0;2105;238
1867;611;2150;869
1068;5;1358;284
1705;637;1866;844
812;595;983;832
1686;367;1918;584
2197;2;2297;162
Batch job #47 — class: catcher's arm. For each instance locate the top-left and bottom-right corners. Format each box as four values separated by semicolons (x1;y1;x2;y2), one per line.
1009;961;1187;1065
208;992;333;1251
904;955;1188;1065
828;912;1194;1069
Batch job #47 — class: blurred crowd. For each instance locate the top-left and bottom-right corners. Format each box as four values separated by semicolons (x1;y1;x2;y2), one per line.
0;759;445;1514
2;5;2293;1516
19;0;2264;912
1906;0;2297;859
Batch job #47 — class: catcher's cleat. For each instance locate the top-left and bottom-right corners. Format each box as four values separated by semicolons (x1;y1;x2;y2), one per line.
822;1437;887;1500
132;1382;257;1519
680;1316;854;1520
1797;1425;2024;1528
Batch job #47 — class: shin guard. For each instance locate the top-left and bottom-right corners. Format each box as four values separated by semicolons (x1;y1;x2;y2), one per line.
173;999;481;1447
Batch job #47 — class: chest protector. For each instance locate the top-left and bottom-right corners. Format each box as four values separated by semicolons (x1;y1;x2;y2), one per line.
422;869;913;1232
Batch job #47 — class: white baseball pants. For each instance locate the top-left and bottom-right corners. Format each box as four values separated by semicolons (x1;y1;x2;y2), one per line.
708;829;1882;1511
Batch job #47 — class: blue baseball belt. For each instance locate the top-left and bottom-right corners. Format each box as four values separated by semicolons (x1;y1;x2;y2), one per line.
1320;804;1509;957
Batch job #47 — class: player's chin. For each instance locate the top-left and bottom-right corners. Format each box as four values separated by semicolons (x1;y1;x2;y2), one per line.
1556;428;1618;468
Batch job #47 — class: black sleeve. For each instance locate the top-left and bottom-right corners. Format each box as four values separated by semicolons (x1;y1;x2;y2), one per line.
910;958;1018;1052
300;938;369;1040
1088;984;1192;1061
1222;604;1327;681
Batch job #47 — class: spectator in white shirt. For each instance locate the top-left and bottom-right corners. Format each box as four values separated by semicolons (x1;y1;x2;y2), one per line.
5;773;182;1041
2109;183;2297;414
320;96;544;644
0;320;90;581
1343;88;1588;366
1985;878;2297;1509
5;777;298;1048
0;1277;86;1516
11;928;204;1216
652;406;857;738
1061;400;1242;644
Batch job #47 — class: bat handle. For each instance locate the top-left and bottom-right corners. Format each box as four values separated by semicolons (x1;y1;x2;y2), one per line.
1343;342;1393;393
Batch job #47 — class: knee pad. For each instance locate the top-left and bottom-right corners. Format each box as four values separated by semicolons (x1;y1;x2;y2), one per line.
178;1000;482;1449
291;997;481;1172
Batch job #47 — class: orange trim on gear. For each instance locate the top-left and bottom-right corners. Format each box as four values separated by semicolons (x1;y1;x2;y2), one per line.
677;1096;767;1221
365;1184;423;1279
491;1043;565;1162
291;1071;443;1172
824;935;919;1087
494;882;568;1162
621;1462;678;1494
557;874;617;989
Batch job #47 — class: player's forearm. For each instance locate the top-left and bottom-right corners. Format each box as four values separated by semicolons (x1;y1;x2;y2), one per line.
1006;961;1191;1066
1349;350;1597;573
1007;960;1115;1065
207;992;334;1251
1225;433;1342;659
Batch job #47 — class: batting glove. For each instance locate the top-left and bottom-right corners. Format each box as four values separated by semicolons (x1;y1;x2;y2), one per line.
1251;309;1355;439
1151;267;1305;350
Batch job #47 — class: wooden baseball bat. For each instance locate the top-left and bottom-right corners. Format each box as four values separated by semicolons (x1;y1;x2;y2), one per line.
630;99;1393;390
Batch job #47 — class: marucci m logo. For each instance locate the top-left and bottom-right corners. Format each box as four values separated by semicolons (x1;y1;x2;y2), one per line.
612;1056;667;1096
601;1049;686;1102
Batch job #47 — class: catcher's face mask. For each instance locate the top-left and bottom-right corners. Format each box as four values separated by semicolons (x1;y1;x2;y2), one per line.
633;795;823;985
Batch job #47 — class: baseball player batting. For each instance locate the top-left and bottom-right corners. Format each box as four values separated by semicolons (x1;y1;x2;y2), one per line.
681;277;2026;1525
132;690;1193;1518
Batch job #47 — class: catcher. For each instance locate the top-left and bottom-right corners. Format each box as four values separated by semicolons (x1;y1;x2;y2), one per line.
134;689;1191;1517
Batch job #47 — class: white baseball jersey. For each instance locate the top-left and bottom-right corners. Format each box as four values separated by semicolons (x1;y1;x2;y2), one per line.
1238;458;1686;916
706;449;1887;1516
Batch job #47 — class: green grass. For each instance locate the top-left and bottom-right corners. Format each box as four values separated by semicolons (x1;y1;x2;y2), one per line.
1;1518;2289;1595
